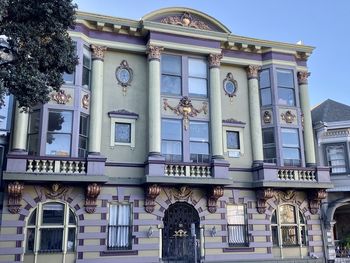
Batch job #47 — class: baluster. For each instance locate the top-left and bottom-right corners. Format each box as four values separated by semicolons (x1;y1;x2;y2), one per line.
164;165;169;176
61;161;67;173
180;165;185;176
68;161;74;173
206;167;211;177
196;166;201;177
48;160;54;173
190;166;195;177
169;165;174;176
27;160;34;172
74;161;80;174
41;160;47;173
80;161;86;174
311;171;316;181
34;160;40;173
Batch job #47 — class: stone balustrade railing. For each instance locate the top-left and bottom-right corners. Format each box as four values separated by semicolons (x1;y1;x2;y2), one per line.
27;159;86;174
165;164;211;178
277;168;316;181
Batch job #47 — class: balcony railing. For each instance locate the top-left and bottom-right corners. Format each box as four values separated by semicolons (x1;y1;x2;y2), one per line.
164;163;211;178
277;168;316;181
4;153;107;182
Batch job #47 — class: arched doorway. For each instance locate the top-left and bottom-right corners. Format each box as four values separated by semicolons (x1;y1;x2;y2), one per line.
162;202;200;263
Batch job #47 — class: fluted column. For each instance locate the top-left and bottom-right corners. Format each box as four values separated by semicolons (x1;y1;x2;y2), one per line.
208;53;224;159
246;65;264;165
12;102;29;152
88;44;106;155
147;45;163;156
298;71;316;166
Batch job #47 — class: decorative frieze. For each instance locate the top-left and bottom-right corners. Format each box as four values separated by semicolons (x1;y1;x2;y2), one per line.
297;71;310;85
246;65;261;79
207;186;224;213
208;53;222;68
274;189;296;202
51;89;72;104
90;44;107;61
41;183;70;200
170;186;194;202
145;184;161;213
7;181;24;214
281;110;296;124
263;110;272;124
146;44;164;61
163;96;208;130
160;12;211;31
256;188;274;214
85;183;101;213
308;189;327;215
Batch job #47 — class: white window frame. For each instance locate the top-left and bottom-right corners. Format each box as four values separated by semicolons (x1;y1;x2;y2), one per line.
110;117;136;148
223;126;244;158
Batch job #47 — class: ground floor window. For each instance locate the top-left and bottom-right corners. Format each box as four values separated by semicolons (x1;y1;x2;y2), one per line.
26;202;77;253
108;203;132;250
271;204;306;247
227;204;249;247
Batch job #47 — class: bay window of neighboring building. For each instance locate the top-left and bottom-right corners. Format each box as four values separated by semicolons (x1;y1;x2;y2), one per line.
161;53;210;162
227;204;248;247
281;128;301;166
108;203;132;250
324;143;348;174
277;69;295;106
26;202;77;253
271;205;307;247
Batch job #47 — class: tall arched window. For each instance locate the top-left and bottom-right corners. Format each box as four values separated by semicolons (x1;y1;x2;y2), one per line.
26;202;77;253
271;204;306;247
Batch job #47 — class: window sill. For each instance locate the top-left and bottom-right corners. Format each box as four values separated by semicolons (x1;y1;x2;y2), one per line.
223;247;253;253
100;250;138;256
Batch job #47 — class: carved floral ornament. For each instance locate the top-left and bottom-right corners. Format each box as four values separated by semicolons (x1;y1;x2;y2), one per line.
145;184;161;213
308;189;327;215
263;110;272;124
51;89;72;105
207;186;224;213
7;181;24;214
160;12;211;31
281;110;296;124
297;71;310;85
208;53;223;68
82;94;89;109
223;73;238;101
115;60;134;95
146;44;164;61
41;183;70;200
256;188;274;214
90;44;107;61
163;96;208;130
85;183;101;213
246;65;261;79
171;186;194;202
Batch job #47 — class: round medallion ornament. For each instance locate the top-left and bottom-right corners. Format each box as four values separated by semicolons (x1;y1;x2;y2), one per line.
223;73;238;102
115;60;133;95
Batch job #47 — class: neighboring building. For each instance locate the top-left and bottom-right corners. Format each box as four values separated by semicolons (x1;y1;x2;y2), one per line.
312;99;350;262
0;8;332;263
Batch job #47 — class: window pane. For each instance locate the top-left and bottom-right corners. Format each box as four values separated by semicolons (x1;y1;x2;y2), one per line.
260;88;272;106
161;55;181;75
28;111;40;133
188;58;207;78
27;228;35;252
46;134;71;156
78;136;88;157
299;211;305;224
226;131;240;150
67;228;76;252
281;226;298;246
281;129;299;147
327;145;347;173
108;204;132;249
28;210;37;225
278;87;295;106
301;225;307;246
259;69;270;88
263;128;275;145
190;122;208;142
83;47;91;68
82;67;90;88
28;134;39;156
161;141;182;161
48;111;73;133
263;147;276;163
271;226;278;246
228;225;247;246
227;205;245;224
63;71;75;84
190;142;209;163
42;203;64;224
279;205;296;224
161;75;181;95
277;69;294;88
69;209;76;225
115;123;131;143
162;119;182;140
188;77;207;96
283;148;300;160
271;210;277;224
40;228;63;252
79;115;89;136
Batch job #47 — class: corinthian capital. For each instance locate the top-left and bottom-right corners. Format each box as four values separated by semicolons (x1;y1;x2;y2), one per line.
297;71;310;85
90;45;107;61
246;65;261;79
146;44;164;61
208;53;223;68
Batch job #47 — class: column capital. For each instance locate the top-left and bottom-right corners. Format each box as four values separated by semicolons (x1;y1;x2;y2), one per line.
146;44;164;61
246;65;261;79
297;71;310;85
90;44;107;61
208;53;223;68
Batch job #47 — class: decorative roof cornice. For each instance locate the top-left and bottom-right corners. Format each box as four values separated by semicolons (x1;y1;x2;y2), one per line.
108;109;139;119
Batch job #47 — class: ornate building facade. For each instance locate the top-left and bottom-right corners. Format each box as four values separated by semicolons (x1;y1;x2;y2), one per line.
0;8;332;263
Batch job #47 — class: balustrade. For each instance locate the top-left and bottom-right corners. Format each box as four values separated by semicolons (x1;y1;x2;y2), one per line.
164;164;211;178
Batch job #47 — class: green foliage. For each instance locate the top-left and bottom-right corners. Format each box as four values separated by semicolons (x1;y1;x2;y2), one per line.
0;0;78;109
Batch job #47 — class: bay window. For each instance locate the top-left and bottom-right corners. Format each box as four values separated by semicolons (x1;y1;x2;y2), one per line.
259;69;272;106
325;144;348;174
161;119;182;162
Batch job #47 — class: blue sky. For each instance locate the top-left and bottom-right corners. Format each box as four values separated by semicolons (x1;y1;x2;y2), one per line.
74;0;350;107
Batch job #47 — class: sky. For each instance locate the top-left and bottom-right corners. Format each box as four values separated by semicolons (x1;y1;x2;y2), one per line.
74;0;350;107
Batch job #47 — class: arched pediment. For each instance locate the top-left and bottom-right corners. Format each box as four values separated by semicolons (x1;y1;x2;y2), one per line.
142;7;231;33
